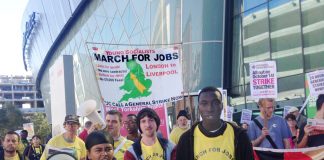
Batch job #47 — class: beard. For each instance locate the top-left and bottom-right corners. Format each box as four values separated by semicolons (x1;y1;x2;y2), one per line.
4;146;16;153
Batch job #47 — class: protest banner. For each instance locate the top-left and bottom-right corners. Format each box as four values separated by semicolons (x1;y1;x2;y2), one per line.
226;106;234;122
89;47;183;108
250;61;277;99
23;123;35;139
240;109;252;124
306;69;324;97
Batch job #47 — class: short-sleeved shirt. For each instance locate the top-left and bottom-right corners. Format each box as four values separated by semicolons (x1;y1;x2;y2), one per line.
141;138;164;160
248;115;292;149
169;126;188;145
113;136;133;160
40;134;86;160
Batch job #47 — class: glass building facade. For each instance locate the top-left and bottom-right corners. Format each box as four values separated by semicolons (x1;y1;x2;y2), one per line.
230;0;324;113
22;0;324;123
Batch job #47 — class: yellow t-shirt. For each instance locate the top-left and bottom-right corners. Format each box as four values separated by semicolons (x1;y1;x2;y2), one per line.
113;136;133;160
169;126;188;144
4;154;20;160
193;124;235;160
40;134;86;160
141;138;164;160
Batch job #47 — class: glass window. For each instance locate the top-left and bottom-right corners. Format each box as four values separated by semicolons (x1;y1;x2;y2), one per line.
232;15;245;87
243;0;267;16
301;0;324;71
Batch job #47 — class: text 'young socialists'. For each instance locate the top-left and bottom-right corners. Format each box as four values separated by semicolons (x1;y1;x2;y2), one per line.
104;96;183;107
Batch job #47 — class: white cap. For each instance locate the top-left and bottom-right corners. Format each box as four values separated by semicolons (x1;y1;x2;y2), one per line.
288;107;299;113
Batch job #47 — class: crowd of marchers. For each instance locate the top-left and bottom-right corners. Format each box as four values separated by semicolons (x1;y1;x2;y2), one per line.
0;86;323;160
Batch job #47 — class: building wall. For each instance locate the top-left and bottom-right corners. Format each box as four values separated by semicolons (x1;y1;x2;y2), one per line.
230;0;324;112
0;75;44;113
23;0;226;121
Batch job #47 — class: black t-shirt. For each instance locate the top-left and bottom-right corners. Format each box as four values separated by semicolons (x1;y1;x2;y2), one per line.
298;122;324;147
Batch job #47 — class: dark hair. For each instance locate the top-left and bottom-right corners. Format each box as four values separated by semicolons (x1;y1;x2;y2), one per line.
106;110;123;122
85;121;92;129
85;131;114;150
5;131;20;142
136;108;160;133
285;113;296;121
198;86;222;102
32;135;41;140
316;94;324;111
21;130;28;135
127;114;137;118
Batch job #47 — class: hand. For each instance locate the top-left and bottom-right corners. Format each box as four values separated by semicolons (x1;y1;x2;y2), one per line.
304;125;315;136
261;127;270;138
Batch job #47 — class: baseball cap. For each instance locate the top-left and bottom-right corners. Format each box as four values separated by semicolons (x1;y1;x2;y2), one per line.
288;107;299;113
64;115;80;124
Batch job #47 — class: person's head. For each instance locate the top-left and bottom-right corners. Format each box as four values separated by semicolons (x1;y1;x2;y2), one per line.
288;107;299;117
176;110;189;129
105;110;123;137
31;135;41;146
20;130;28;139
137;108;160;138
316;94;324;112
258;98;275;119
124;114;138;134
241;122;249;130
84;121;93;130
86;132;114;160
3;131;20;154
285;113;297;128
63;115;80;134
198;87;223;124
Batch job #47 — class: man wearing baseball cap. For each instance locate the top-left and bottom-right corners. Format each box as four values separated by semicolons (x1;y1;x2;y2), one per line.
124;108;176;160
169;110;190;144
288;106;307;129
40;115;87;160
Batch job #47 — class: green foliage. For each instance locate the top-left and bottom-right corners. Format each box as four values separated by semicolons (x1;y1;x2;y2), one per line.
0;103;25;138
29;112;51;142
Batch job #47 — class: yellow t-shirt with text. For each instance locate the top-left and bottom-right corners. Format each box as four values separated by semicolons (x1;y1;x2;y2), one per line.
141;138;164;160
40;134;86;160
169;126;188;144
194;124;235;160
114;136;133;160
4;154;20;160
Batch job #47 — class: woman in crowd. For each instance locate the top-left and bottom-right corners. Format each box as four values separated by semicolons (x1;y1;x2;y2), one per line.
23;135;45;160
85;131;116;160
285;113;299;148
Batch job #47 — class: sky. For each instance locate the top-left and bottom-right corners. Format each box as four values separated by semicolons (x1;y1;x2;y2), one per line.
0;0;30;75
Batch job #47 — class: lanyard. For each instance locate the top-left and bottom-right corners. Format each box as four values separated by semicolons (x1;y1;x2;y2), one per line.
114;137;127;155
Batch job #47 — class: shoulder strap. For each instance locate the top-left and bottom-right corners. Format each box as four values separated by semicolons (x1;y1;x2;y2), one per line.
252;119;278;149
114;137;127;155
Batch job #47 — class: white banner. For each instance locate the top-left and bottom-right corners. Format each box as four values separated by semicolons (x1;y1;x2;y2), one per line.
306;69;324;97
240;109;252;124
90;47;183;107
250;61;277;99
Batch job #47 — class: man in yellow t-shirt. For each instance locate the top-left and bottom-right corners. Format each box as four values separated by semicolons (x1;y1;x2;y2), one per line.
40;115;87;160
105;110;133;160
1;131;23;160
176;87;253;160
169;110;189;144
124;108;176;160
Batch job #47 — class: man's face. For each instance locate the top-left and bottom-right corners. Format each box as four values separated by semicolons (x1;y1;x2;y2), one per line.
140;116;157;138
64;122;80;134
105;114;122;136
87;143;114;160
259;100;274;119
177;116;188;129
3;134;19;153
124;116;138;134
20;132;27;139
198;91;223;124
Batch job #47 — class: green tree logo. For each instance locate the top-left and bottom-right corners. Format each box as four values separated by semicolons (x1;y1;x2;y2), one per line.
119;60;152;102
